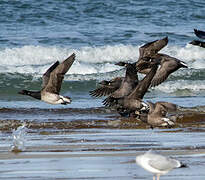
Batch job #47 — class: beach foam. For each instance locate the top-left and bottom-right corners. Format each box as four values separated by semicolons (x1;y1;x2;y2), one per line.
0;44;204;75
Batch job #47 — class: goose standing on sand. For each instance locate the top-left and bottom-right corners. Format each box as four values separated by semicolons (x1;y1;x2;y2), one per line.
147;101;177;114
147;102;175;128
18;53;75;105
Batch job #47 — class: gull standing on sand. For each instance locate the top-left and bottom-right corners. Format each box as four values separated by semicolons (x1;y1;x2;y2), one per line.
136;150;186;180
18;53;75;105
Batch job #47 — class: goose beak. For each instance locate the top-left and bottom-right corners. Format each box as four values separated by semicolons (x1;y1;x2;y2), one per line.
18;90;26;95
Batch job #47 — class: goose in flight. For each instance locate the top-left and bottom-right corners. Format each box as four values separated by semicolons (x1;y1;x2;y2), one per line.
102;62;139;107
194;28;205;39
18;53;75;105
103;60;159;117
189;29;205;48
136;37;188;87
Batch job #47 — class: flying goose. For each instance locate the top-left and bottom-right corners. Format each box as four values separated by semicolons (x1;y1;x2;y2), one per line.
103;62;139;107
194;28;205;39
189;40;205;48
103;60;159;118
136;37;188;87
136;53;188;87
18;53;75;105
89;77;124;98
189;29;205;48
120;61;159;111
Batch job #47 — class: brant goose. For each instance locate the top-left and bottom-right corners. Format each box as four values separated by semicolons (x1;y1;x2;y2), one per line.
136;150;186;180
189;40;205;48
194;29;205;39
103;62;138;107
103;60;159;117
121;61;159;111
150;53;188;87
189;29;205;48
18;53;75;105
136;37;188;87
137;53;188;87
147;102;175;128
147;101;177;114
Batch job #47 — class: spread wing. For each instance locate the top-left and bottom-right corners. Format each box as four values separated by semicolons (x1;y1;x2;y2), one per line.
139;37;168;59
42;61;60;89
151;55;181;87
43;53;75;94
89;86;120;97
194;29;205;39
89;78;123;98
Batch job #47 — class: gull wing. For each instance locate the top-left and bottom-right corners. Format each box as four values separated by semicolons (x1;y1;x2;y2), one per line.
149;156;180;171
43;53;75;94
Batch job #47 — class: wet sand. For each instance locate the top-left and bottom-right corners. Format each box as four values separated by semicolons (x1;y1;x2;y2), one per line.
0;106;205;179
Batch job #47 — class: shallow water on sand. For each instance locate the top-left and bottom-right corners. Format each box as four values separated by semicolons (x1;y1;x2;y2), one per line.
1;128;205;180
0;106;205;180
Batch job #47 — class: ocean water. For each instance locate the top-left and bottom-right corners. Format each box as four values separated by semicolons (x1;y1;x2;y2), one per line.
1;1;205;180
0;0;205;109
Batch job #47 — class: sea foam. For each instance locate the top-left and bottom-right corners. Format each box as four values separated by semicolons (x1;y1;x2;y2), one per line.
0;43;204;76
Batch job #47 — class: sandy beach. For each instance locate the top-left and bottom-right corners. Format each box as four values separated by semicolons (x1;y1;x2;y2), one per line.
0;106;205;179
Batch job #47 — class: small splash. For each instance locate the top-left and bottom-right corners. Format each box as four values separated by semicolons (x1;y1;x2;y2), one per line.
10;123;27;153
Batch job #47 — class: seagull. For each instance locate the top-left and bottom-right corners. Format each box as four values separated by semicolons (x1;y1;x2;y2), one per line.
18;53;75;105
136;150;186;180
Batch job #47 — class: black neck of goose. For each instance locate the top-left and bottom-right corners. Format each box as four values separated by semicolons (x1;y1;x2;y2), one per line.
24;90;41;100
125;64;138;82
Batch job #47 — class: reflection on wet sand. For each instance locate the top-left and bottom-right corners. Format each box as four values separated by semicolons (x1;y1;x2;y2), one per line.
0;106;205;179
